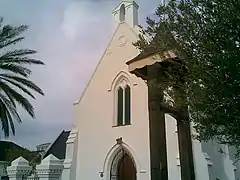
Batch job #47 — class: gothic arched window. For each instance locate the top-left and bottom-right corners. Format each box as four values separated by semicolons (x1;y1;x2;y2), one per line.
124;85;131;125
117;87;124;126
115;80;131;126
119;4;126;22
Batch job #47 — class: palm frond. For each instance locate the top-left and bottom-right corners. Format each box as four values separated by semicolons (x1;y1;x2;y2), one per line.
0;99;10;136
0;25;28;45
6;108;15;136
0;57;45;65
0;63;31;77
0;17;4;28
1;49;36;57
0;80;35;118
1;85;17;108
0;37;24;49
0;77;35;99
0;49;44;65
0;94;22;123
0;74;44;96
0;93;22;136
0;57;44;65
0;18;44;137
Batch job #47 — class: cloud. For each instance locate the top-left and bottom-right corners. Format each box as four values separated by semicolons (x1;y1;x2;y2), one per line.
0;0;160;148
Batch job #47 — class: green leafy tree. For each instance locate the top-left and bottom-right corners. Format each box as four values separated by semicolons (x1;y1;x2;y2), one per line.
135;0;240;154
0;17;44;137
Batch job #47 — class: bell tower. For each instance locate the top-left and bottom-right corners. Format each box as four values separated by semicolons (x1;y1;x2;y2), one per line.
112;0;139;30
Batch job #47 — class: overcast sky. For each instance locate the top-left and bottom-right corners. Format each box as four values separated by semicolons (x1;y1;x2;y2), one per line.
0;0;160;149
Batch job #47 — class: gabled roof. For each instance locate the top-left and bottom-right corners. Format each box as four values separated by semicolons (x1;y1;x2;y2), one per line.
126;45;178;80
0;141;26;161
126;47;157;65
74;22;140;106
42;130;70;160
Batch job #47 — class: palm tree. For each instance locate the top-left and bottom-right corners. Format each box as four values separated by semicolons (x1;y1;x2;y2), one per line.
0;17;44;137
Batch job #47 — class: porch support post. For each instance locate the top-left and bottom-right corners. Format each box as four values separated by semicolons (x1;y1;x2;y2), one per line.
147;65;168;180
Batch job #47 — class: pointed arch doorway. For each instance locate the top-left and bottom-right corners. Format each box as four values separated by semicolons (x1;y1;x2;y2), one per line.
110;148;137;180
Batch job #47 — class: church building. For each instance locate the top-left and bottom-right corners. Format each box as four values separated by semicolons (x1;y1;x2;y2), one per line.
61;1;240;180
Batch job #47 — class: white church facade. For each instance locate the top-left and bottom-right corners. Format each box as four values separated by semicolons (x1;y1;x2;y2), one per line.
62;1;240;180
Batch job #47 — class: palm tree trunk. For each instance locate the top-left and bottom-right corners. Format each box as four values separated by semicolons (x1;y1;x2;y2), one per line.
147;65;168;180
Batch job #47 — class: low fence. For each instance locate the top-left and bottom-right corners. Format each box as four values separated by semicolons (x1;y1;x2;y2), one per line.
23;176;39;180
6;154;63;180
25;178;39;180
23;172;39;180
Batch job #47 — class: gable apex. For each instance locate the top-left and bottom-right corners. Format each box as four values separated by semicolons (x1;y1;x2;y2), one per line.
74;23;122;105
74;22;139;106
